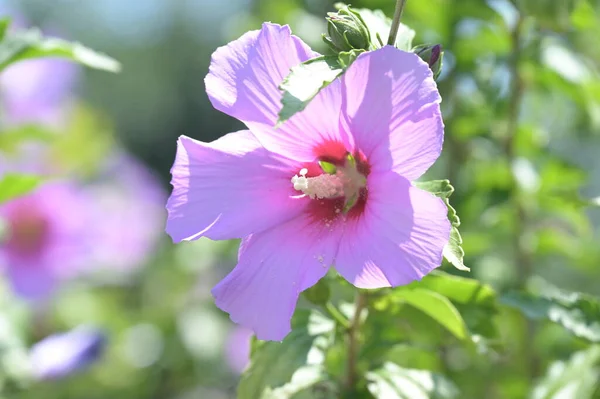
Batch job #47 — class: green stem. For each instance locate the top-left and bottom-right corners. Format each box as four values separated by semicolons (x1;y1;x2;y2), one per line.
506;14;539;381
345;291;368;391
387;0;408;46
326;302;351;329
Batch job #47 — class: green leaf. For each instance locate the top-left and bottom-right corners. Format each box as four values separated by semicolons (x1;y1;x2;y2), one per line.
238;310;334;399
0;174;41;203
501;291;600;342
415;180;469;272
532;346;600;399
355;8;415;50
302;278;331;306
417;271;495;306
366;362;459;399
277;55;343;124
416;272;498;338
0;27;120;72
0;18;10;42
391;287;469;340
262;366;335;399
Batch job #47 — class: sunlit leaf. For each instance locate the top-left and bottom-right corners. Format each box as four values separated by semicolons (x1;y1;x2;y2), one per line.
0;174;41;203
391;287;469;340
532;346;600;399
0;18;9;42
415;271;498;337
501;291;600;342
277;55;344;125
356;8;415;50
415;180;469;272
0;26;120;72
366;362;459;399
238;310;335;399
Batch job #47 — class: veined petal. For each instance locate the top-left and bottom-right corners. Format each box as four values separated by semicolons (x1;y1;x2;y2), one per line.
335;171;451;288
205;22;314;127
166;131;305;242
205;22;350;162
212;216;343;341
341;46;444;180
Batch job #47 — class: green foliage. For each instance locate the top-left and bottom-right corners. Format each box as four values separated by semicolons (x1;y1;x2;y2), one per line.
0;18;9;42
366;362;459;399
416;271;498;337
238;310;335;399
356;7;415;50
323;4;371;53
414;180;468;272
277;55;345;124
303;278;331;306
501;290;600;343
277;4;416;124
532;346;600;399
389;287;469;341
0;20;120;72
0;174;41;203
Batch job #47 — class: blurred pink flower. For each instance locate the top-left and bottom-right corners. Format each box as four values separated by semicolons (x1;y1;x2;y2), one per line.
85;153;166;275
0;182;92;299
225;326;252;374
0;155;166;299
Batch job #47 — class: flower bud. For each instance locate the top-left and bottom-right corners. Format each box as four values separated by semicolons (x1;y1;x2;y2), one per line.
413;44;443;80
323;5;370;53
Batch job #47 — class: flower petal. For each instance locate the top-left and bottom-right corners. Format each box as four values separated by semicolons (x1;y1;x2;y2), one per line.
205;22;314;128
341;46;444;180
205;22;349;162
335;171;451;288
4;260;57;300
212;216;342;341
166;130;305;242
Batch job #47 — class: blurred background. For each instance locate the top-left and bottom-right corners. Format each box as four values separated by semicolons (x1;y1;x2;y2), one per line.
0;0;599;398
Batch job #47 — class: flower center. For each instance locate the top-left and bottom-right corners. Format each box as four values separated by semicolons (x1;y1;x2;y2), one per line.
291;154;367;213
4;205;50;257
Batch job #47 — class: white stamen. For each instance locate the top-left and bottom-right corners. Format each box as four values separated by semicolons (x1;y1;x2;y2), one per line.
291;168;344;199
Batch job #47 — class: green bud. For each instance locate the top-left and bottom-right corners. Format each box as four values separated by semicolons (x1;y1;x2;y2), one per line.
319;160;337;175
413;44;443;80
322;5;370;53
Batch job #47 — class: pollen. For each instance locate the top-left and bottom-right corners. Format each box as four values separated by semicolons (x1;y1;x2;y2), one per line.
291;168;344;199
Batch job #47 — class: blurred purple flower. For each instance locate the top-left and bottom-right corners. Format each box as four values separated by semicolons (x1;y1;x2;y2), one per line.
0;12;79;128
84;153;166;275
0;182;92;300
225;326;252;374
166;23;450;340
29;326;106;380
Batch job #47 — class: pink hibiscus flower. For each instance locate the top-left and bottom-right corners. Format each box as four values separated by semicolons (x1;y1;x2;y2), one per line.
166;23;451;341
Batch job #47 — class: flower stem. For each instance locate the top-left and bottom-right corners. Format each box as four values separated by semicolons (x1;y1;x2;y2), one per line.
326;302;351;329
387;0;408;46
505;14;539;381
345;291;368;391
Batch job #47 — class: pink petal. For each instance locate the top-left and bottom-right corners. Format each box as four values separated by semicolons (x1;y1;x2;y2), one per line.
206;23;314;126
335;171;451;288
341;46;444;180
166;130;305;242
205;22;350;161
212;216;342;341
